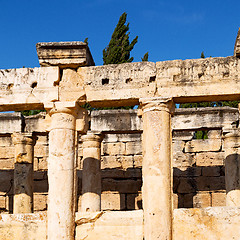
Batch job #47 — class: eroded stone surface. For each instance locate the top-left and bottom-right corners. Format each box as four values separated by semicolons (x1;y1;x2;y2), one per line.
0;67;59;111
36;41;95;68
173;207;240;240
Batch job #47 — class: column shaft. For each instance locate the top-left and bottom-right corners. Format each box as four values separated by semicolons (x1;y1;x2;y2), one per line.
12;133;35;214
81;132;102;212
140;97;174;240
224;129;240;206
47;107;78;240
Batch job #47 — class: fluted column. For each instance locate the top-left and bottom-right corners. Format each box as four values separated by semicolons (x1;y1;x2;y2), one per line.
46;102;88;240
12;133;35;214
81;131;102;212
224;128;240;206
140;97;174;240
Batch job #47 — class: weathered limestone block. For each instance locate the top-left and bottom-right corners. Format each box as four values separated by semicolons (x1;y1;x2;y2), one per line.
192;192;211;208
173;152;196;167
172;130;194;141
0;146;15;158
196;152;225;166
125;141;142;155
101;156;122;169
101;191;125;210
102;133;141;143
91;110;142;132
36;41;95;68
185;139;222;153
33;193;47;211
133;155;143;168
212;191;226;207
0;112;22;133
0;212;47;240
75;210;143;240
59;68;85;102
156;57;240;102
102;142;126;156
172;107;238;130
0;67;59;111
79;62;156;107
24;112;47;133
173;207;240;240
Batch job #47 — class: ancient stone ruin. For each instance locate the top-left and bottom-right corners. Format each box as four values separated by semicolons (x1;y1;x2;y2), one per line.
1;29;240;239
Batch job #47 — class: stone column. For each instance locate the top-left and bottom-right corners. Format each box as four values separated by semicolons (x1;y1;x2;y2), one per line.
46;102;88;240
139;97;174;240
224;128;240;206
81;132;102;212
12;133;35;214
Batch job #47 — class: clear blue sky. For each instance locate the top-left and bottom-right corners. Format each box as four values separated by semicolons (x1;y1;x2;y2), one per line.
1;0;240;69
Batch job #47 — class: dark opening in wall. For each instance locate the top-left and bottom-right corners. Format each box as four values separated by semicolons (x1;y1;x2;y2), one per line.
31;82;37;88
102;78;109;85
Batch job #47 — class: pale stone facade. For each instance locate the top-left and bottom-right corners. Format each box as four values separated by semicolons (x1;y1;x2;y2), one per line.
1;30;240;239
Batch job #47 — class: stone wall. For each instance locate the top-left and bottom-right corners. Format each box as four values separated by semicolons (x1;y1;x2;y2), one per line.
0;107;238;212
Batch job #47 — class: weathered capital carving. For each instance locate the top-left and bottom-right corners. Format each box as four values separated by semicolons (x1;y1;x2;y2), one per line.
12;133;36;146
139;97;175;115
44;101;89;133
82;131;103;148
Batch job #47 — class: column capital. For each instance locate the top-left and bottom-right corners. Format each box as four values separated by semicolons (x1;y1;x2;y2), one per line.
12;132;36;146
82;131;103;142
82;131;103;148
139;97;175;115
44;101;88;133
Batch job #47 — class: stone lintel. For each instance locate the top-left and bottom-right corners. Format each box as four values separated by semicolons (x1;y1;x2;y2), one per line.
36;41;95;68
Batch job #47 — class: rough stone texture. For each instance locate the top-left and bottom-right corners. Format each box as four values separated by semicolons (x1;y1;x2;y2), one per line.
156;57;240;103
173;107;238;130
140;98;174;240
91;109;142;132
0;112;22;133
0;212;47;240
79;62;156;107
173;207;240;240
36;41;95;68
0;67;59;111
81;132;102;212
185;139;222;153
75;210;143;240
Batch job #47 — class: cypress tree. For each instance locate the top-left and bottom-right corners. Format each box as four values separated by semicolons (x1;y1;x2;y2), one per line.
141;52;149;61
103;12;138;65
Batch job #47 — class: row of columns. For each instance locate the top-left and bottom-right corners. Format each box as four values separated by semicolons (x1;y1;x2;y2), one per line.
9;98;240;240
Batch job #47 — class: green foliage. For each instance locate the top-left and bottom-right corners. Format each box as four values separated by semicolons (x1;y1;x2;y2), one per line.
141;52;149;61
84;38;88;45
201;51;205;58
179;101;239;109
103;12;138;65
195;130;208;140
21;110;45;116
